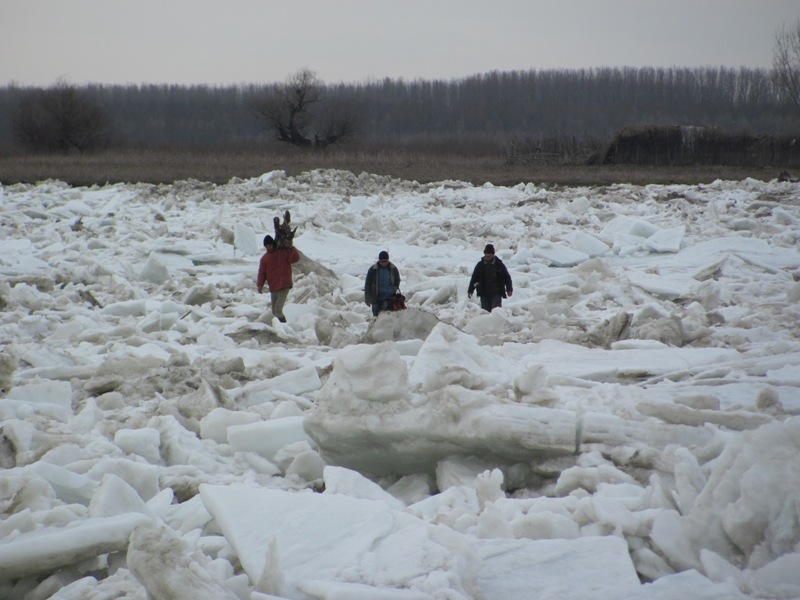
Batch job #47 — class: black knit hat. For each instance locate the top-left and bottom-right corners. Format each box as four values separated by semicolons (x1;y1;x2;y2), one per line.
483;244;495;255
379;250;389;260
263;235;274;247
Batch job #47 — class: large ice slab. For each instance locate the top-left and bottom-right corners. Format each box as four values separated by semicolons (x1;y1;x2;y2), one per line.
200;483;645;600
0;513;153;579
228;365;322;407
476;536;640;600
227;416;315;460
199;484;474;598
6;379;74;411
305;339;716;476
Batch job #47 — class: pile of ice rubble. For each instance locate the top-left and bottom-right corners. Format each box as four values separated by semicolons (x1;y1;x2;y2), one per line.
0;170;799;599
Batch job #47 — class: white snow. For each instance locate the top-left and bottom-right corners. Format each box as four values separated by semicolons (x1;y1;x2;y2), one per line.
1;170;799;599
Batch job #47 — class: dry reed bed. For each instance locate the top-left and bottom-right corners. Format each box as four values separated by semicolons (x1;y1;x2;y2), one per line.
0;148;780;188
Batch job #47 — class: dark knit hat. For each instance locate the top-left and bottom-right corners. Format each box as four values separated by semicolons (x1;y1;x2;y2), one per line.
263;235;274;247
483;244;495;255
379;250;389;260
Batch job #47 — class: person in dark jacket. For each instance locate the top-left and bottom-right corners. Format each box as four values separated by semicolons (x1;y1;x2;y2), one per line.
468;243;513;312
257;234;300;323
364;250;401;317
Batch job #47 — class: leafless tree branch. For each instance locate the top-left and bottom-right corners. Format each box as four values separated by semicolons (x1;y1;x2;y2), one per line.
253;69;357;150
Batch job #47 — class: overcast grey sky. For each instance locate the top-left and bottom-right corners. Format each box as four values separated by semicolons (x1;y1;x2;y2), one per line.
3;0;798;87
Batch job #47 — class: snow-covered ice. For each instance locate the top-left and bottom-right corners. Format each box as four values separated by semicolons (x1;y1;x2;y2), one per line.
1;170;799;599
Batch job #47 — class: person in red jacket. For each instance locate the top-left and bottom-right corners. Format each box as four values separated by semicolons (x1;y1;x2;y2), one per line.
257;235;300;323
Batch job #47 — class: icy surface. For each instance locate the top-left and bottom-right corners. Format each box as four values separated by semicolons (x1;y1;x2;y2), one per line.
0;171;799;598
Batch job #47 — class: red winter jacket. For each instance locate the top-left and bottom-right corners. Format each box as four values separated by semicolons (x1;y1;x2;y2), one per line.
257;247;300;292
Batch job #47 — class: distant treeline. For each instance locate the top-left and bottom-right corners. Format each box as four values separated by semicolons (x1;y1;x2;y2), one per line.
0;66;796;151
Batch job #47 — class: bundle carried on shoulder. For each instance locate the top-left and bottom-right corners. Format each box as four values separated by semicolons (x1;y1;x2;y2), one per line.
273;210;297;248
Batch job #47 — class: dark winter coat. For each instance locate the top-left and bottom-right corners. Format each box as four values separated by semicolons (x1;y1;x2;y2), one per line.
468;256;513;298
364;261;401;304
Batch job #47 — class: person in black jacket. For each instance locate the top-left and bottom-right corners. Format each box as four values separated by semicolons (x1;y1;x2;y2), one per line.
467;244;513;312
365;250;401;317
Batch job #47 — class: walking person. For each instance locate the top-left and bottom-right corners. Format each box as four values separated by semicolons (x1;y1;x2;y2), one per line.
257;234;300;323
467;244;513;312
365;250;401;317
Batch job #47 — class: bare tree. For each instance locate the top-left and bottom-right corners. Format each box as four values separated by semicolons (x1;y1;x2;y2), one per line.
12;81;111;152
773;19;800;118
253;69;357;149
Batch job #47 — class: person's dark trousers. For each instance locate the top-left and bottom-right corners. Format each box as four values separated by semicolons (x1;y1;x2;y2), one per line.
480;294;503;312
372;299;389;316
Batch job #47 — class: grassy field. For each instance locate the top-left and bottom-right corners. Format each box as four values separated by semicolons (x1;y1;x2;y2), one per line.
0;147;786;188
